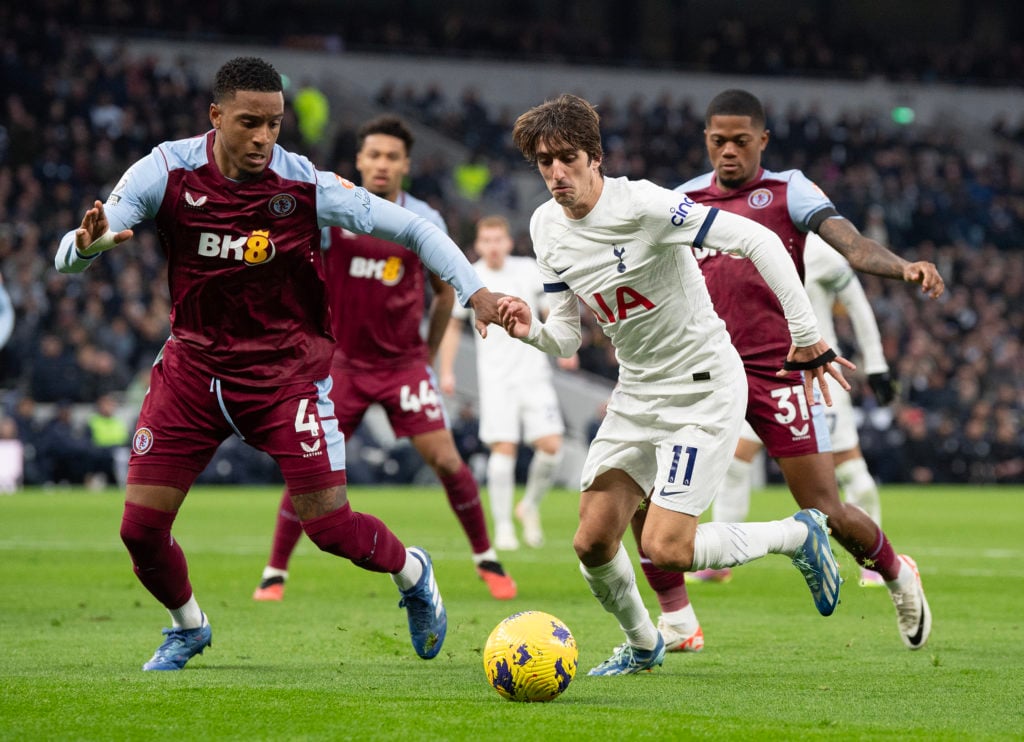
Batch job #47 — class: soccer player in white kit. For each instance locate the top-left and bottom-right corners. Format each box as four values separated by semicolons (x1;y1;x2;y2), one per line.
699;232;898;586
499;94;850;675
440;215;567;550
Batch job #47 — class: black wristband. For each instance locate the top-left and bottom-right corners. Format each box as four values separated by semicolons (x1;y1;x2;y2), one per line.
783;348;837;371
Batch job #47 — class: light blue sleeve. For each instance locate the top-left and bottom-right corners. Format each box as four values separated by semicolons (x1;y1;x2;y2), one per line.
785;170;836;231
54;150;169;273
315;172;483;306
0;282;13;349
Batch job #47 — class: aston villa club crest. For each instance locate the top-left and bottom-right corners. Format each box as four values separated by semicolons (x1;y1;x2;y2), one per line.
747;188;773;209
133;427;154;455
268;193;296;217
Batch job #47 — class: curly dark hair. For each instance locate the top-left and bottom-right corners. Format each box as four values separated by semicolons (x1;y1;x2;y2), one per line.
704;89;766;128
512;94;604;175
212;57;283;103
356;115;415;155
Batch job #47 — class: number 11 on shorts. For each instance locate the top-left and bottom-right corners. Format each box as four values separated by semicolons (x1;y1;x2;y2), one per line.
668;444;698;486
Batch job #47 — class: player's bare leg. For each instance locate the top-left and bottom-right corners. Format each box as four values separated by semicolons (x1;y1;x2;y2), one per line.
778;453;931;648
833;445;886;587
412;429;516;599
629;505;704;653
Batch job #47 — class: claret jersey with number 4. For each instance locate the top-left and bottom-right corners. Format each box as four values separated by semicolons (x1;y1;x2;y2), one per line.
98;130;389;386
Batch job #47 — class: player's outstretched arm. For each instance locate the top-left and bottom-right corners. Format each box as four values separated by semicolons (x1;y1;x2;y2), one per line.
818;217;945;298
779;339;856;408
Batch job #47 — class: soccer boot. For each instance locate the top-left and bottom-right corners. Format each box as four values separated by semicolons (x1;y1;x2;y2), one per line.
687;568;733;583
476;560;518;600
791;508;841;616
587;633;666;676
514;501;545;548
889;554;932;650
142;621;212;671
657;616;705;653
252;575;285;601
398;547;447;659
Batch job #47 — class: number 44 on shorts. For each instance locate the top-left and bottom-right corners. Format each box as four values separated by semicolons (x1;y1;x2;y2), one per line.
400;381;439;413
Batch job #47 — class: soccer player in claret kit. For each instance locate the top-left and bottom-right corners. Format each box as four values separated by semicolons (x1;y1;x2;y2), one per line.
54;57;502;671
252;115;516;602
694;233;898;588
500;94;848;676
640;89;939;653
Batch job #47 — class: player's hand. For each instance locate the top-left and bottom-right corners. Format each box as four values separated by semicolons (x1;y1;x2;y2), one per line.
75;200;133;256
497;295;533;339
467;288;505;338
868;371;898;405
778;339;856;408
902;260;944;299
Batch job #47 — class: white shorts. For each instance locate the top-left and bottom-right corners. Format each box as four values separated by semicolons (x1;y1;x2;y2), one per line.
479;379;565;445
739;382;857;453
581;370;747;516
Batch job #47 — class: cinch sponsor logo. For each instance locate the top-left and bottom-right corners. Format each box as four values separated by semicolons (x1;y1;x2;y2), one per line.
669;195;697;226
197;230;276;266
349;255;404;286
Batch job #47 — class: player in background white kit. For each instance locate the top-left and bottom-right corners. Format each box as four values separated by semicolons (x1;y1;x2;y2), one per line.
440;215;570;550
500;94;851;675
695;233;898;588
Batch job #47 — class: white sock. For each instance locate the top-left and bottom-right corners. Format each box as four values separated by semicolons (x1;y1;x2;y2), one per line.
391;549;425;591
261;566;288;581
472;548;499;565
580;543;659;650
522;449;562;508
836;457;882;526
692;518;807;569
659;603;699;634
486;452;516;533
885;557;915;592
168;596;205;629
714;457;753;523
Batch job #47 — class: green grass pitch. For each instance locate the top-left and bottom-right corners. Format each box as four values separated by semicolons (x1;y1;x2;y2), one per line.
2;484;1022;740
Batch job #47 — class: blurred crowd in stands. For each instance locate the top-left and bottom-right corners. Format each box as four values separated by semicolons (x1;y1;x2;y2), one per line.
0;4;1021;487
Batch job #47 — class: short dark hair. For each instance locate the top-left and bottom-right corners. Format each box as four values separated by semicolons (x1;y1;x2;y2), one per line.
512;94;604;175
705;89;766;128
356;115;414;155
213;57;283;103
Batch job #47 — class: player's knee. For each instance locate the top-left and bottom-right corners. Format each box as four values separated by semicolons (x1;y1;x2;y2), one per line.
429;452;464;478
572;528;618;565
119;515;164;562
642;535;694;573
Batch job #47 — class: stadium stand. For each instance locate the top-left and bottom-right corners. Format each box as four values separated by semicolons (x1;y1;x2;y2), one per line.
0;2;1020;486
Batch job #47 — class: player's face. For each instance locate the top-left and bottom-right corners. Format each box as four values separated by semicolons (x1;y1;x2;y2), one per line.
356;133;410;202
475;225;513;270
535;140;603;219
704;115;769;190
210;90;285;179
